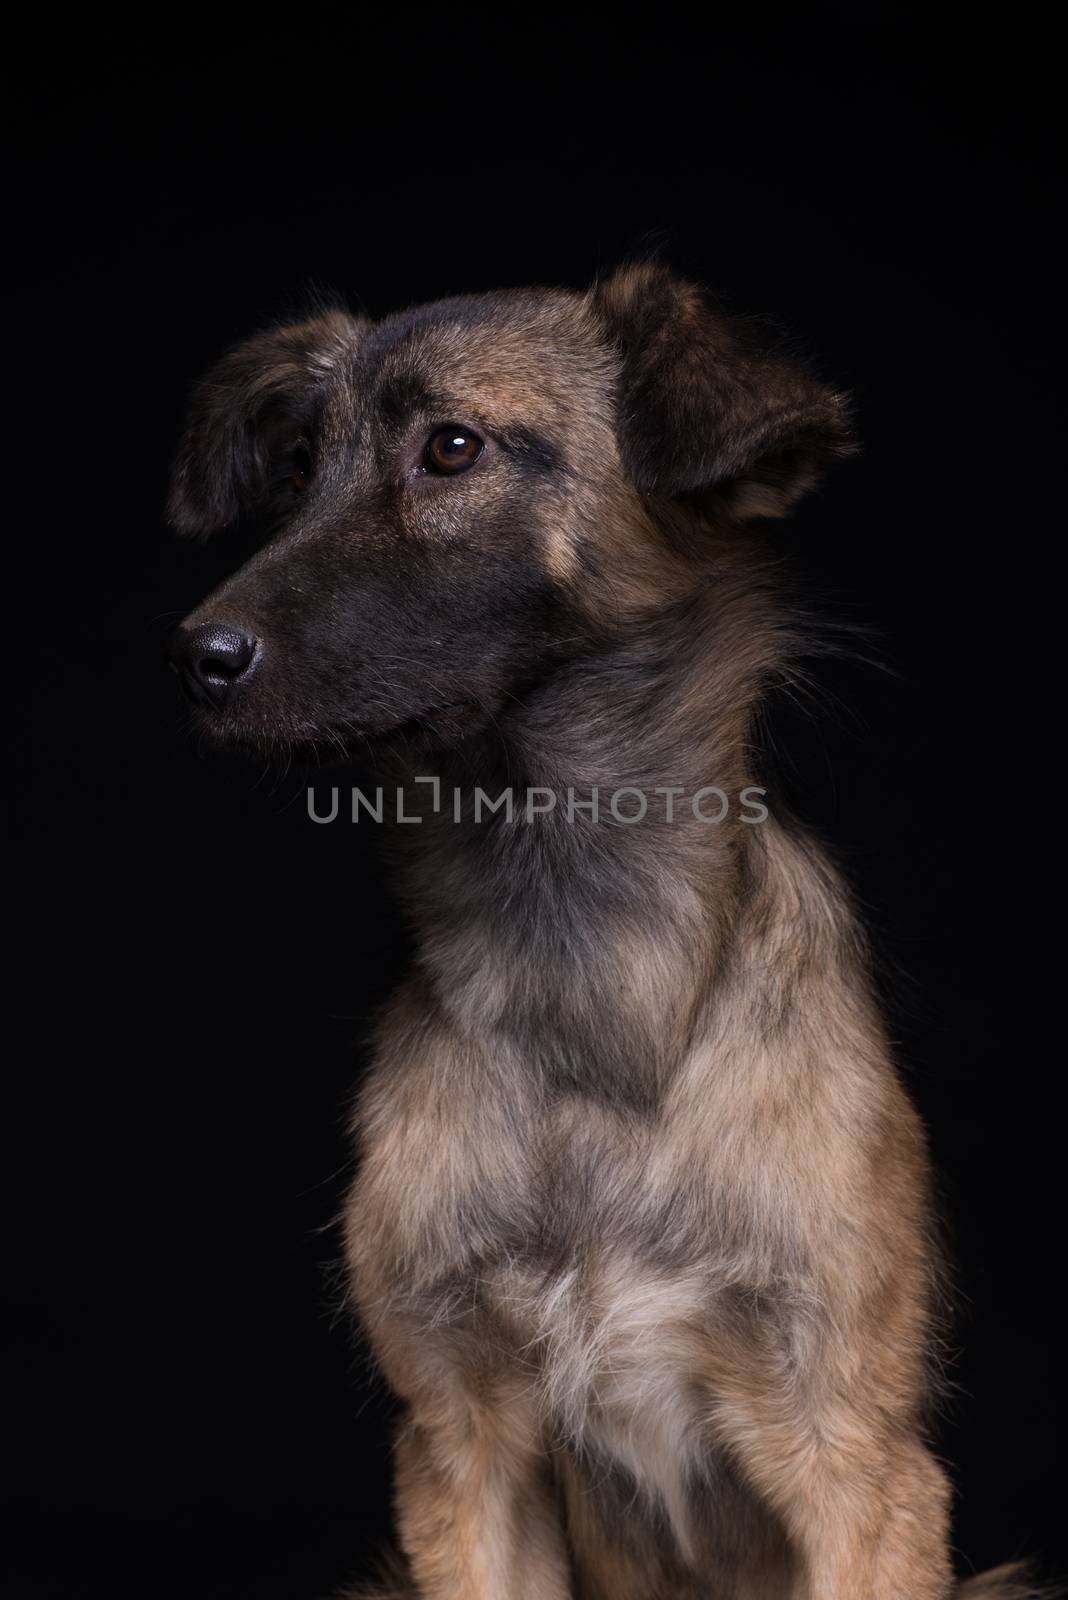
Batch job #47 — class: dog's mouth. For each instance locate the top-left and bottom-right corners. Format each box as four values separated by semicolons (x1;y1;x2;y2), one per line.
174;677;486;760
374;698;482;745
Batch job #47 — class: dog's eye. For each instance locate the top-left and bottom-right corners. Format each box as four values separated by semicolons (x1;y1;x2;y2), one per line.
292;446;312;492
425;427;484;475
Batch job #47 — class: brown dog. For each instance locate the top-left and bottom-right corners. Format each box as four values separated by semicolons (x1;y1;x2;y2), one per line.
167;265;1035;1598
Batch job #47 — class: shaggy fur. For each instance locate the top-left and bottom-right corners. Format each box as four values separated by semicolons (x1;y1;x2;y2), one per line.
167;264;1038;1597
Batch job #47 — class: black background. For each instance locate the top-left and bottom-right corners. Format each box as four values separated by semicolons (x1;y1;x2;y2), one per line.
8;12;1064;1597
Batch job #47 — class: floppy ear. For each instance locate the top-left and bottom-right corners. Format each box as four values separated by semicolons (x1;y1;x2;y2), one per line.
591;262;854;517
167;310;362;537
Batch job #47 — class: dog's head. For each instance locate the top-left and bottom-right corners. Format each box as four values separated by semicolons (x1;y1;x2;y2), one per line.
166;264;851;753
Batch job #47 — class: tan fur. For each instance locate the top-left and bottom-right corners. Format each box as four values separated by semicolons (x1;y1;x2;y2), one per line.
339;667;1034;1597
345;819;965;1597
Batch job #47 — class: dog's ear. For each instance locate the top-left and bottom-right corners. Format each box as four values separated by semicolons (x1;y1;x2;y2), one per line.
591;262;853;517
167;310;362;537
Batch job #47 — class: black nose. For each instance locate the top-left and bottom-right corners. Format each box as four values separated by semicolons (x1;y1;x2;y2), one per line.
166;622;259;709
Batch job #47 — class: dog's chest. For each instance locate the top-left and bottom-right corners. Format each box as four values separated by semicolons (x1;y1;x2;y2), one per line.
484;1247;711;1562
353;1031;774;1564
475;1097;713;1550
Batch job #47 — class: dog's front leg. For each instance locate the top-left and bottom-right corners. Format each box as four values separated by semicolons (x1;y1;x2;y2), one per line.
388;1361;571;1600
707;1373;953;1598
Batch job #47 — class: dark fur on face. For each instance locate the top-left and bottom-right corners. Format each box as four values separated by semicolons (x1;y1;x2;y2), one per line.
167;266;1037;1600
166;265;849;755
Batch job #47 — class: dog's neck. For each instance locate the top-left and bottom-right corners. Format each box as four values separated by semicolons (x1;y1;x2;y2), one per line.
389;551;793;1106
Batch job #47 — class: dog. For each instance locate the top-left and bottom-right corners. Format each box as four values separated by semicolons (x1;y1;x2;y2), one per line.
166;263;1036;1598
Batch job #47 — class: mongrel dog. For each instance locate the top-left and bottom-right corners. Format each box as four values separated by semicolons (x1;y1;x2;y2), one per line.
166;264;1035;1598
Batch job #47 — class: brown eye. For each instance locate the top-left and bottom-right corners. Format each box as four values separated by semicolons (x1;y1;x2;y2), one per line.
292;446;311;491
425;427;484;475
